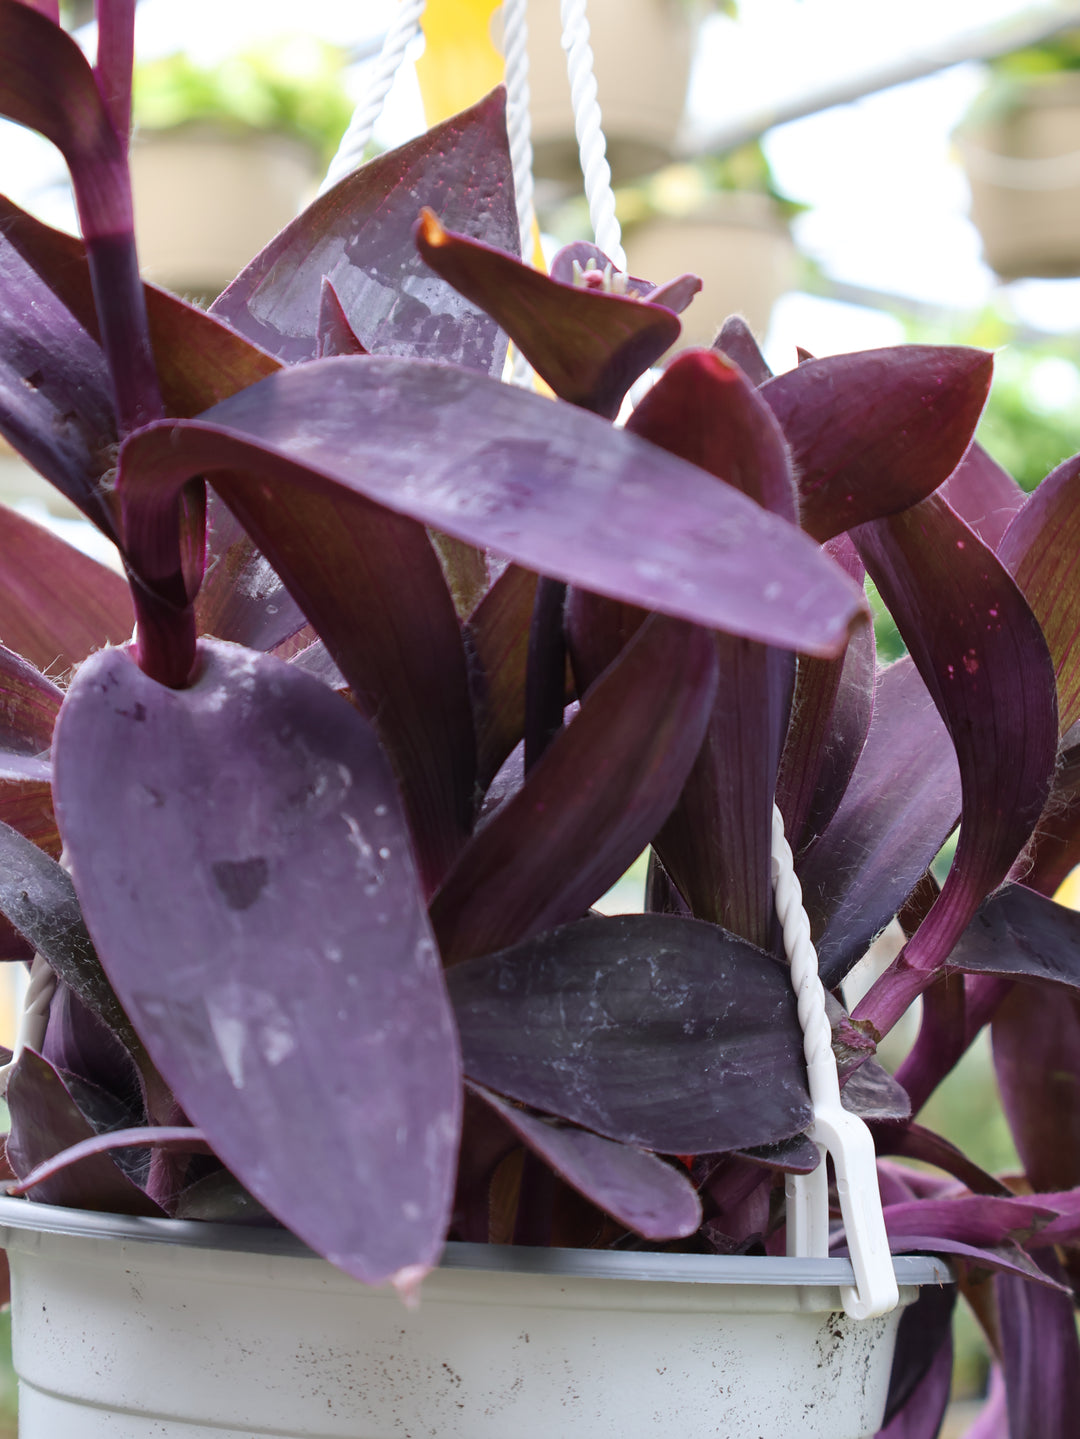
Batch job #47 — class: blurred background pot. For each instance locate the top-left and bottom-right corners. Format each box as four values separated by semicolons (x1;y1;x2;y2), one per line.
0;1197;947;1439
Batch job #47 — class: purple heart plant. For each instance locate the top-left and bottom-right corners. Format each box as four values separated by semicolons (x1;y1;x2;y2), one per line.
2;3;1080;1432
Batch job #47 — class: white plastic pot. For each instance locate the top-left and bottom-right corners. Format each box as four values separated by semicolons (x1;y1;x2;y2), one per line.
0;1195;948;1439
959;74;1080;280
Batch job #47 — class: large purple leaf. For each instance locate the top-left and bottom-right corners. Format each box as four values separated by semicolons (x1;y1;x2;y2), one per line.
211;89;518;375
881;1194;1055;1250
0;222;117;533
993;982;1080;1194
949;883;1080;991
415;211;681;418
470;1084;702;1240
0;503;132;673
432;614;718;963
5;1047;164;1215
761;346;993;542
939;442;1026;552
118;357;870;657
853;496;1058;1036
798;657;960;989
998;1251;1080;1439
777;534;876;852
53;637;462;1287
447;913;812;1154
194;493;306;654
998;452;1080;732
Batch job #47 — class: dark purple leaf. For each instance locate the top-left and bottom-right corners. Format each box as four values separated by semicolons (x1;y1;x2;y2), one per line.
0;819;136;1053
939;442;1026;552
470;1084;702;1240
993;982;1080;1194
798;657;960;989
212;89;518;375
998;1250;1080;1439
882;1194;1055;1251
1023;723;1080;896
761;346;993;542
547;241;699;314
6;1124;212;1199
431;614;718;962
883;1235;1063;1290
998;452;1080;732
53;637;462;1287
714;314;773;386
41;981;144;1123
841;1058;911;1123
777;534;876;852
118;356;870;656
0;503;132;674
414;211;682;418
448;913;812;1154
853;497;1058;1036
878;1124;1012;1198
5;1047;164;1214
879;1282;957;1435
949;883;1080;991
0;222;118;533
0;641;60;754
463;564;538;788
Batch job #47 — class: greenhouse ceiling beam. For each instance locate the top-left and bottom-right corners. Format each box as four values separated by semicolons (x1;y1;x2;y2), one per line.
683;1;1080;157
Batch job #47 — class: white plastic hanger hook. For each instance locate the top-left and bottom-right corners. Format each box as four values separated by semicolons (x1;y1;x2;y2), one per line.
771;804;898;1321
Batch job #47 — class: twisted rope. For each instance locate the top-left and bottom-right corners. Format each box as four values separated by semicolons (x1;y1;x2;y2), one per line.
502;0;538;388
559;0;625;269
319;0;427;195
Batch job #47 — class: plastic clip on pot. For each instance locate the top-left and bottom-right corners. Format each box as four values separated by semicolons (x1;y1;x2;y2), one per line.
771;805;899;1322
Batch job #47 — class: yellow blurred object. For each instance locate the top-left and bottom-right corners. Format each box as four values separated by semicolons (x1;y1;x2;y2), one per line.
1055;865;1080;910
416;0;504;126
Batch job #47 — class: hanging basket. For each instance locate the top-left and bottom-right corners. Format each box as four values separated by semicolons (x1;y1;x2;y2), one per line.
0;1196;948;1439
959;74;1080;280
624;192;796;348
130;123;321;300
514;0;697;184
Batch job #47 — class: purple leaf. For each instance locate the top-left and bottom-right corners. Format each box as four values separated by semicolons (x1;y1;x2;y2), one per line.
447;913;812;1154
1023;723;1080;897
0;641;60;754
882;1194;1055;1250
415;212;682;418
431;614;718;962
949;883;1080;991
798;657;960;989
965;1370;1008;1439
118;356;870;656
6;1124;211;1199
212;89;518;375
0;223;118;533
53;637;462;1287
714;314;773;386
998;1251;1080;1439
777;535;876;852
853;497;1058;1036
761;346;993;542
5;1047;165;1215
998;452;1080;732
879;1123;1012;1198
884;1235;1062;1290
939;442;1026;552
993;982;1080;1193
0;503;132;674
470;1084;702;1240
0;819;136;1053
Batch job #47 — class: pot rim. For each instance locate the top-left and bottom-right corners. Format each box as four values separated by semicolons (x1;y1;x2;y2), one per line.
0;1193;949;1289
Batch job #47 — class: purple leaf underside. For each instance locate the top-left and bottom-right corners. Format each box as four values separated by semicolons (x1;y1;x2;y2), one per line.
448;913;812;1155
999;1251;1080;1439
993;982;1080;1194
463;563;539;790
939;442;1026;552
470;1085;702;1241
431;614;719;964
195;492;306;654
53;637;462;1286
211;88;519;375
120;356;869;658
